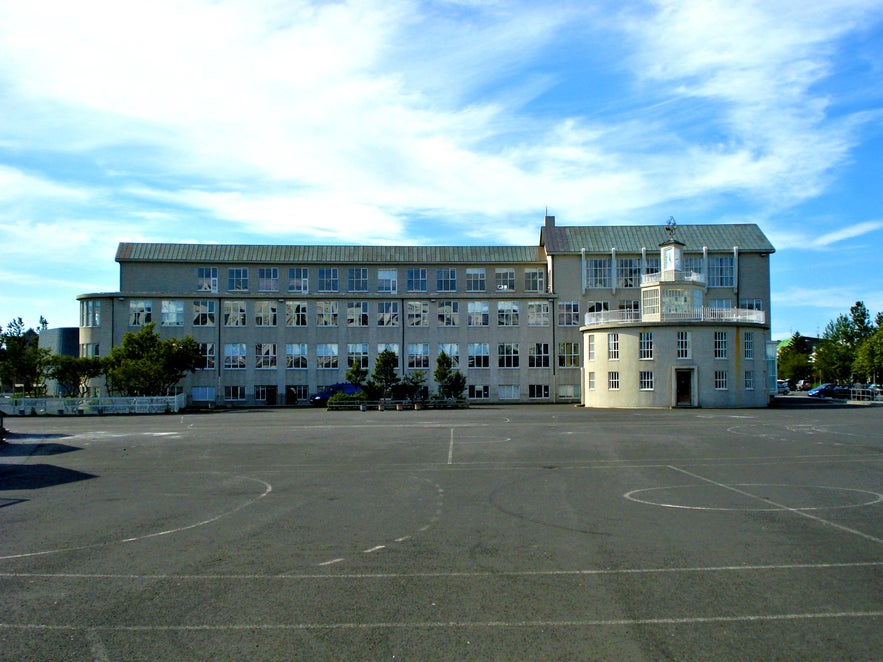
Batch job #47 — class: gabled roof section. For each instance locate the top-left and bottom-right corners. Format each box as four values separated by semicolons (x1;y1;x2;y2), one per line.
541;224;775;254
115;243;546;264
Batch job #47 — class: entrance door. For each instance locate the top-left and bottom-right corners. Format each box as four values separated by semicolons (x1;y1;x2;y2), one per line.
675;369;693;406
264;385;278;405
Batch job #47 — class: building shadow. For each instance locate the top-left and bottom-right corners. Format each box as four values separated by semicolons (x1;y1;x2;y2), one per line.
0;464;97;491
0;438;82;457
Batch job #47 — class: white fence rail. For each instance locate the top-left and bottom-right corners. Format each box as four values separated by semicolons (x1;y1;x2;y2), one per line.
584;307;766;326
0;394;187;416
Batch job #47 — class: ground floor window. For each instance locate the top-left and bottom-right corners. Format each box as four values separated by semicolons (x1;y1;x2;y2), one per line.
608;371;620;390
558;342;579;368
588;371;595;390
529;384;550;399
468;384;489;399
192;386;215;401
499;384;520;399
288;385;309;402
224;385;246;401
639;371;654;390
557;383;580;399
744;370;754;390
714;370;728;390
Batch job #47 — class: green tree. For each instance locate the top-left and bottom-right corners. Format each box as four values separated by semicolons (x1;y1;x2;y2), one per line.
814;314;856;383
0;317;52;396
854;328;883;384
345;359;368;386
401;370;427;402
777;332;812;385
433;350;467;399
370;349;400;399
48;355;103;397
102;323;202;396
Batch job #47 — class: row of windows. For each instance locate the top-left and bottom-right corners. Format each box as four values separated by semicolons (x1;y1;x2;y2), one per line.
206;383;572;402
194;266;548;294
588;370;756;391
587;331;756;361
128;299;583;328
198;341;581;371
584;256;736;288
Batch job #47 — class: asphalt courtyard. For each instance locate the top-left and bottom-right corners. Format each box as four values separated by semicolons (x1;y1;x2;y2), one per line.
1;399;881;661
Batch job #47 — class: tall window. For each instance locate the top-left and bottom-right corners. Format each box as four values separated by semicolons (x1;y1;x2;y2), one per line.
468;301;489;326
524;267;545;293
347;301;369;327
315;300;338;326
129;300;152;326
407;268;427;292
497;301;519;326
617;258;641;288
348;267;368;292
642;289;660;316
744;370;754;390
407;343;430;369
639;371;654;390
558;301;579;326
286;301;307;327
348;343;369;369
255;301;277;327
639;332;654;360
527;301;550;327
161;300;184;327
586;258;611;288
224;343;246;369
193;300;215;327
318;267;339;292
714;370;728;390
286;343;307;369
258;267;279;291
744;331;754;360
558;342;579;368
199;343;215;370
528;343;550;368
677;331;691;359
645;256;660;275
227;268;248;291
436;268;456;292
587;334;595;361
197;266;218;292
317;343;339;369
714;331;728;359
683;256;703;276
223;301;246;327
377;301;400;327
81;300;101;327
588;372;596;390
708;256;734;287
608;371;620;390
288;267;308;293
437;301;459;326
438;343;460;367
377;269;397;293
407;301;429;326
466;268;485;292
255;343;277;369
468;343;490;368
377;343;399;368
607;333;619;360
498;342;520;368
495;268;515;291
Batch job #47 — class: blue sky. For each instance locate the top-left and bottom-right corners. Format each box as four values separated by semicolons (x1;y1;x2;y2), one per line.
1;0;882;340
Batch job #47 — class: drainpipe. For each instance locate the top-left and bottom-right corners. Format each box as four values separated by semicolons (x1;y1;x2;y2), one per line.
611;248;617;295
733;246;739;296
580;248;586;294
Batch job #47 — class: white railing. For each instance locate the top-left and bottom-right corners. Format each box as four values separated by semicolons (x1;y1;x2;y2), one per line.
641;270;706;285
0;394;187;416
584;307;765;326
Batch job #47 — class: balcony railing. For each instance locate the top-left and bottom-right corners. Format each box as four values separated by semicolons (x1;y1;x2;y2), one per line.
641;269;706;285
584;306;765;326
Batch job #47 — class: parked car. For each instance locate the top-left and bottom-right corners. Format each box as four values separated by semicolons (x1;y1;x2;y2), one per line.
308;383;362;407
807;383;850;399
796;380;811;391
776;380;790;395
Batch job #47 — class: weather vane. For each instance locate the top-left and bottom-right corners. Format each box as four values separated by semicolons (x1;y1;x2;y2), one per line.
664;216;677;239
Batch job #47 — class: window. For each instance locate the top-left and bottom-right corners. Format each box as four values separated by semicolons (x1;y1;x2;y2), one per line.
608;333;619;360
683;256;703;276
499;384;520;400
469;384;489;399
317;343;339;369
224;385;246;401
256;343;277;369
199;343;215;370
288;267;308;293
495;268;515;291
608;371;620;390
524;268;545;293
617;258;641;288
708;256;734;287
348;267;368;292
80;342;100;358
587;258;611;288
744;331;755;360
677;331;691;359
714;370;728;390
640;371;654;390
254;385;274;404
740;298;763;311
224;343;246;369
497;301;519;326
223;301;246;327
407;343;430;369
161;300;184;326
227;268;248;291
436;268;456;292
529;384;550;399
558;384;580;399
619;300;639;320
129;300;152;326
192;385;215;401
81;300;101;327
558;301;579;326
285;301;307;327
529;343;550;368
316;301;338;326
587;301;609;314
318;267;339;292
466;268;485;292
258;267;279;291
709;299;733;309
407;268;427;292
642;289;660;316
438;343;460;368
527;301;550;327
377;343;399;368
587;334;595;361
347;301;369;327
468;301;489;326
286;343;307;369
407;301;429;327
588;372;596;390
255;301;277;327
744;370;754;390
197;266;218;292
558;342;580;368
639;332;654;360
437;300;459;326
377;301;400;327
468;343;490;368
498;342;520;368
645;256;660;275
377;269;397;293
348;343;369;369
714;331;728;359
193;300;216;326
288;385;309;402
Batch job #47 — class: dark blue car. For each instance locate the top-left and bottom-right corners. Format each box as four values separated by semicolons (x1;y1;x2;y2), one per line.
308;383;362;406
807;383;850;398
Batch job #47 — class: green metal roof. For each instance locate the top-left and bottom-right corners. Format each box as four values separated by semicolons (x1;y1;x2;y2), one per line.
116;243;546;264
541;224;775;254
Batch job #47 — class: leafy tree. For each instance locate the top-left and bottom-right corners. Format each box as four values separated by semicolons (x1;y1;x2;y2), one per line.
48;355;103;397
345;359;368;386
854;327;883;384
401;370;427;402
814;314;856;383
102;323;202;396
0;317;52;396
849;301;875;345
371;348;400;398
777;332;812;385
433;350;467;399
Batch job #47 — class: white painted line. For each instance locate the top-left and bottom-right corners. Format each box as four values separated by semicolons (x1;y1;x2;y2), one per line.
394;536;411;542
668;465;883;545
447;428;454;464
318;558;345;566
363;545;386;554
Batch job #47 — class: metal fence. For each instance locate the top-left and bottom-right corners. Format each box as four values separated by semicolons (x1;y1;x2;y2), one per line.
0;394;187;416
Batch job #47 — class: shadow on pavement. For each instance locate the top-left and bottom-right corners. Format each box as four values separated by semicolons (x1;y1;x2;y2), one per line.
0;464;97;491
0;439;82;457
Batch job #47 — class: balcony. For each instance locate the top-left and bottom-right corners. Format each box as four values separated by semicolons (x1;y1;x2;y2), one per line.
641;269;706;285
584;306;765;327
